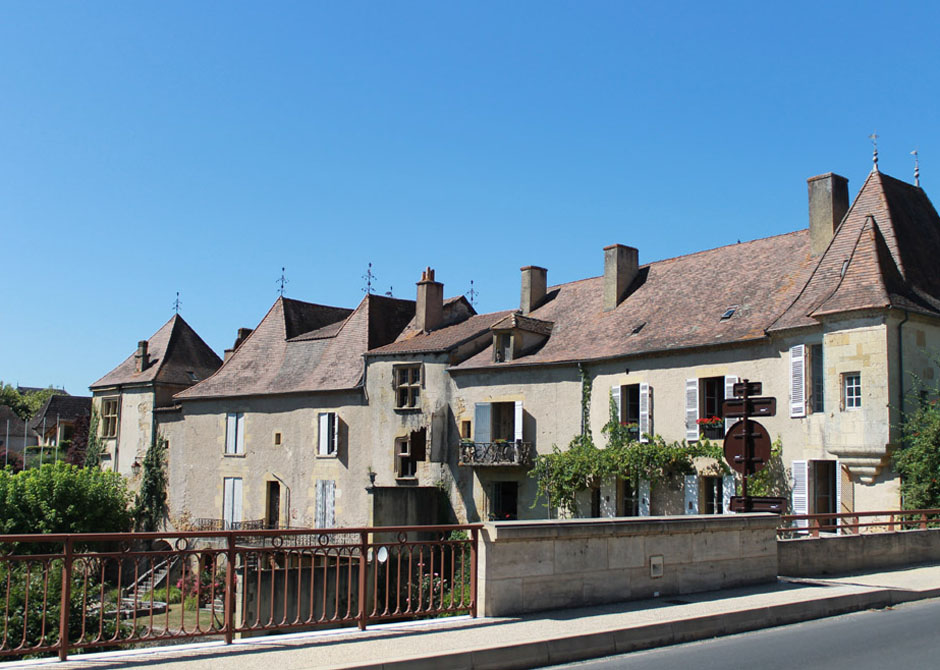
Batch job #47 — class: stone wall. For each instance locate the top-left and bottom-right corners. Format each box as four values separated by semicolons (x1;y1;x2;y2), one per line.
478;514;778;616
778;528;940;577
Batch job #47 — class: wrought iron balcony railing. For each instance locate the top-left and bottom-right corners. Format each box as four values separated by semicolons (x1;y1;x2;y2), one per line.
459;440;532;467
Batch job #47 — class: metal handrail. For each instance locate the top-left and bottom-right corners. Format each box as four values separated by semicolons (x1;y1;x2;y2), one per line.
778;508;940;537
459;440;532;466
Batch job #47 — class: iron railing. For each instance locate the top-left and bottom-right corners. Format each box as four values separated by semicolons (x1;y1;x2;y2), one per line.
0;524;479;661
777;509;940;538
459;440;532;467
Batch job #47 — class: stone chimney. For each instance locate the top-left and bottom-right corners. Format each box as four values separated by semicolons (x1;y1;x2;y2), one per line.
135;340;149;372
603;244;639;311
224;328;253;361
416;267;443;332
520;266;547;315
808;173;849;256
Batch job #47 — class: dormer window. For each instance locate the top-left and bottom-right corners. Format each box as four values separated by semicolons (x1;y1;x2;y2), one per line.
720;307;736;321
494;333;512;363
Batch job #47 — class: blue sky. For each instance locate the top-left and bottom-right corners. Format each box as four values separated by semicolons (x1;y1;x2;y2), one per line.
2;2;938;395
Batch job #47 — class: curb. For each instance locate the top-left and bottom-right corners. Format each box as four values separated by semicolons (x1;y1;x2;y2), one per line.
344;587;940;670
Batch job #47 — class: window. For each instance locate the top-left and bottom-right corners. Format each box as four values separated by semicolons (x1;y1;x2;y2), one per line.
225;413;245;454
490;481;518;520
590;488;602;518
842;373;861;409
494;333;512;363
222;477;243;529
318;412;338;456
460;420;472;439
396;428;426;478
702;476;724;515
700;377;725;440
266;481;280;529
101;398;119;438
810;344;824;413
474;401;524;444
274;432;282;446
394;364;421;409
619;479;639;517
613;384;652;442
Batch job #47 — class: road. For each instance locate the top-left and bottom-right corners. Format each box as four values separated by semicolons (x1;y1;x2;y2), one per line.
543;597;940;670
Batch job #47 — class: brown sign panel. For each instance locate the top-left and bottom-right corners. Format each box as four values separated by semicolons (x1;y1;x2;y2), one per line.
723;419;772;475
730;496;787;514
732;381;762;398
721;397;777;418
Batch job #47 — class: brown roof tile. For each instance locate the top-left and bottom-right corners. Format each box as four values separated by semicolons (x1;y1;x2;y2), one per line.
369;310;514;355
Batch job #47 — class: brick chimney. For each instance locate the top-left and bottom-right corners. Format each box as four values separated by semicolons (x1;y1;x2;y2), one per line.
134;340;149;372
520;266;547;315
224;328;253;362
808;173;849;256
416;267;443;332
603;244;639;311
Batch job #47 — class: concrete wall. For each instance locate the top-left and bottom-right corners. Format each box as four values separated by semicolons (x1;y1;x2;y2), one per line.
478;514;778;616
778;528;940;576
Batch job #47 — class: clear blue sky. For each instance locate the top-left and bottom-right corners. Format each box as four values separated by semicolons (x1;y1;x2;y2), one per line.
2;2;938;395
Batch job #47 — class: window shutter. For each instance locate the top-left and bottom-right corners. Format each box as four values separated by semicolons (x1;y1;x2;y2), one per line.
225;414;237;454
791;460;808;527
724;376;738;434
514;401;524;442
232;478;243;524
611;386;622;423
430;410;445;462
318;413;329;455
722;475;735;514
685;379;699;442
639;383;651;443
790;345;806;418
315;479;335;528
331;414;339;454
684;475;699;514
235;413;245;454
474;403;491;443
835;460;842;533
639;479;650;516
223;478;234;528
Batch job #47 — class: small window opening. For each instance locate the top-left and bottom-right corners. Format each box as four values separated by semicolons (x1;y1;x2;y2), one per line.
720;307;736;321
274;432;282;446
461;420;472;439
631;322;646;335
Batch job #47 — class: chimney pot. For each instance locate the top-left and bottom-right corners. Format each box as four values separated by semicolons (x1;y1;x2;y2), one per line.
416;268;444;332
135;340;149;372
808;173;849;256
520;266;547;314
603;244;639;311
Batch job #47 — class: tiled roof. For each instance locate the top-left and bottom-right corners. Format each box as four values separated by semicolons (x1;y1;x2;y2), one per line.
177;295;415;399
0;404;30;439
29;395;91;430
454;230;818;370
91;315;223;390
369;310;515;355
491;313;554;336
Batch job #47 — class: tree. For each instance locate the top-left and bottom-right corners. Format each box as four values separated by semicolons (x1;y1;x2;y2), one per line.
894;395;940;510
65;414;90;466
134;435;168;531
0;383;60;421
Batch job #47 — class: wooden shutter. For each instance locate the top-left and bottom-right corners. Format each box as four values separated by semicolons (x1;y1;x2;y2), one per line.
722;475;735;514
724;376;738;434
514;401;524;442
235;414;245;454
318;413;330;456
223;477;242;528
685;379;699;442
790;345;806;418
225;414;237;454
474;403;491;443
639;383;651;443
315;479;335;528
429;410;445;462
791;460;808;527
639;479;650;516
611;386;622;423
684;475;699;514
331;414;339;454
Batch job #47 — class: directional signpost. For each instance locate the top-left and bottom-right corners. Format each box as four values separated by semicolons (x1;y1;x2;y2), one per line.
722;379;786;514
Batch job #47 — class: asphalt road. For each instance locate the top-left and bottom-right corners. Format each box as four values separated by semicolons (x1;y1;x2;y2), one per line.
543;597;940;670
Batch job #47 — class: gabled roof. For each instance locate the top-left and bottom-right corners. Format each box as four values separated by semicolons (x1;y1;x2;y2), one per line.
177;295;415;399
772;171;940;330
91;315;223;390
29;394;91;430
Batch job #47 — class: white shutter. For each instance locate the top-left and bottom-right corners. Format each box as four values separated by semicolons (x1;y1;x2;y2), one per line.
835;459;842;533
790;345;806;418
685;379;699;442
639;479;650;516
331;414;339;454
225;414;237;454
724;376;738;434
235;413;245;454
474;403;491;443
611;386;622;424
722;475;735;514
318;413;330;456
514;401;524;442
684;475;699;514
232;478;243;524
791;460;808;528
223;478;234;527
324;480;335;528
639;383;651;443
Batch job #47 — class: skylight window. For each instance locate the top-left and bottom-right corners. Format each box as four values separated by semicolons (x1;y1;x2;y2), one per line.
720;307;736;321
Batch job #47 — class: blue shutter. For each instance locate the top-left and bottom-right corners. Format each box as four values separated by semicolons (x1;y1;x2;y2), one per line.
474;403;491;443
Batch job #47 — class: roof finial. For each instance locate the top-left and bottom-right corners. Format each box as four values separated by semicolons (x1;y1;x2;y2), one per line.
912;149;920;187
277;267;288;297
468;279;478;308
172;291;182;315
361;262;376;295
869;131;879;172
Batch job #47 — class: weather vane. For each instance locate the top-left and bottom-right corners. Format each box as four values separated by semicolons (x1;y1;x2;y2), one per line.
172;291;182;314
277;267;288;297
869;131;879;172
362;262;376;294
912;149;920;187
468;279;478;308
385;286;394;297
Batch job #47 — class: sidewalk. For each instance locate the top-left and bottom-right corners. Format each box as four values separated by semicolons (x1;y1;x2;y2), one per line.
14;563;940;670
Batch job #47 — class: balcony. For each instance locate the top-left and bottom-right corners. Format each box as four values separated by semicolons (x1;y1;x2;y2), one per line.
459;440;533;468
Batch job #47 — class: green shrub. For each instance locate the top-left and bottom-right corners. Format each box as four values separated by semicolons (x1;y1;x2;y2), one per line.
183;595;199;612
141;585;182;604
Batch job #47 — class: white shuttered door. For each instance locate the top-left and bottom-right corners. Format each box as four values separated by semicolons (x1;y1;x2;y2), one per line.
223;477;242;529
235;414;245;454
639;383;651;443
514;401;524;442
791;460;808;528
790;345;806;418
685;379;699;442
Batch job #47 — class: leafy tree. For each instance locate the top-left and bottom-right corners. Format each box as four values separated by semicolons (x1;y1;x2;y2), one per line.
134;435;168;531
0;448;25;473
742;437;790;500
0;462;132;536
894;394;940;509
0;383;61;420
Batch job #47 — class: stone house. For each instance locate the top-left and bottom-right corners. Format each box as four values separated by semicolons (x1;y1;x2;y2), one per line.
29;393;91;449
